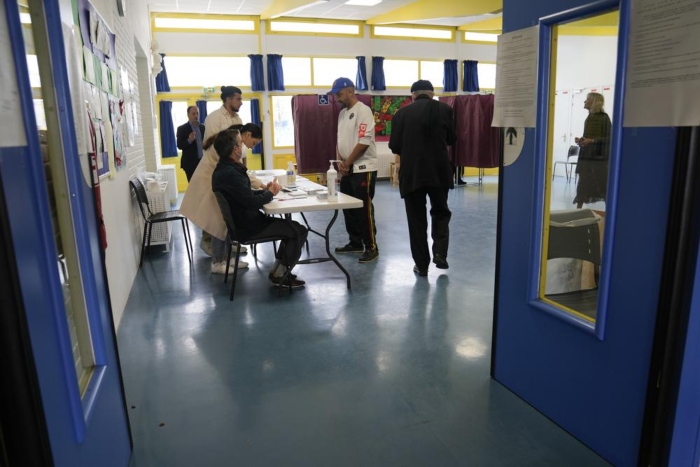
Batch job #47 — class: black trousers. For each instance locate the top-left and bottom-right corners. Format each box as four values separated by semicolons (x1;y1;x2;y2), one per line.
340;171;378;251
404;187;451;271
244;219;308;268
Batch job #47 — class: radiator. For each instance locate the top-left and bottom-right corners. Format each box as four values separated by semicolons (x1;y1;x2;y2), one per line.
376;153;393;179
136;186;172;248
158;165;178;205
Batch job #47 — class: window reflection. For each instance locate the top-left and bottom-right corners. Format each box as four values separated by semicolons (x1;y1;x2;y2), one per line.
540;10;619;323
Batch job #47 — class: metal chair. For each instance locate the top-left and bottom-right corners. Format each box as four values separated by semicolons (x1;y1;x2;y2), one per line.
552;145;580;182
213;191;287;301
129;178;193;268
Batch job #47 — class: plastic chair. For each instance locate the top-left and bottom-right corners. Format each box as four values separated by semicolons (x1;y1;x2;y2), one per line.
552;145;580;182
129;178;193;268
545;209;602;319
213;191;287;301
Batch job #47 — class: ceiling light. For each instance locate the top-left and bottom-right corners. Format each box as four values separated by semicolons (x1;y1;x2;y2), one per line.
345;0;383;5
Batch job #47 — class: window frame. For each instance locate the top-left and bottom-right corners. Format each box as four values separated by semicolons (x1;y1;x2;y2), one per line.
371;24;456;42
266;18;364;38
151;13;259;34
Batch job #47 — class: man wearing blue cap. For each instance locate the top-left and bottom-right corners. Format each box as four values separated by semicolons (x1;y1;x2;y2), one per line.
389;80;455;276
329;77;379;263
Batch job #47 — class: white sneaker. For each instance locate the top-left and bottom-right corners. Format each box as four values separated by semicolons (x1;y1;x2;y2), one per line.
233;243;248;254
211;260;248;274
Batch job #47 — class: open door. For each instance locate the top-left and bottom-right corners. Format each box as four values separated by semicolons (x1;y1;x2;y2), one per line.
493;0;680;464
0;1;131;465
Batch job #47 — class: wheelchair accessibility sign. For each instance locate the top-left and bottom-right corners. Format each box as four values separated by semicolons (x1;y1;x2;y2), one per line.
318;95;329;105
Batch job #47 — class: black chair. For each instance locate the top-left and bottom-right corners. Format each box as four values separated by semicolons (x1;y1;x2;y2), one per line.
130;178;193;268
213;191;287;301
552;145;580;182
545;209;602;320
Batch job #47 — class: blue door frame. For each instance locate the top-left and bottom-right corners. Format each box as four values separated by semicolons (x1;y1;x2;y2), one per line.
1;0;131;464
493;0;679;464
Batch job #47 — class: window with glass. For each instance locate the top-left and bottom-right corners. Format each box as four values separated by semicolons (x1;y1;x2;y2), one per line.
268;19;362;37
539;9;619;325
271;95;294;148
282;57;312;86
384;59;419;87
419;61;444;88
165;56;251;88
478;63;497;90
313;58;357;87
153;15;257;33
372;25;454;41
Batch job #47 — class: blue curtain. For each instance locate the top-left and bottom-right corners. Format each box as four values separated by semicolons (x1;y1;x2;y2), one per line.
196;100;208;124
250;98;263;155
267;54;285;91
371;56;386;91
355;56;368;91
155;53;170;92
443;59;458;92
462;60;480;92
159;100;177;157
249;54;265;91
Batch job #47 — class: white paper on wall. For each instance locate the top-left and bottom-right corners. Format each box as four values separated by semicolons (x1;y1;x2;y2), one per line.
624;0;700;127
0;1;28;148
492;25;539;128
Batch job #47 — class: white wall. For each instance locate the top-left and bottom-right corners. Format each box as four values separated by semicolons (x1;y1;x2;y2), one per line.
60;0;154;328
555;35;617;89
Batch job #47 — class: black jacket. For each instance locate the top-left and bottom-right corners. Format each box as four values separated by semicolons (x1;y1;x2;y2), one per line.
389;96;456;197
176;121;205;178
211;157;274;240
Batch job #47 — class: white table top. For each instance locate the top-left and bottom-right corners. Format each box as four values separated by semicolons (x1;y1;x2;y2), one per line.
264;192;362;215
252;171;362;214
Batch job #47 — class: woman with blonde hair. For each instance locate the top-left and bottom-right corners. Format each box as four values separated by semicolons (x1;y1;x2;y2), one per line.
573;92;611;209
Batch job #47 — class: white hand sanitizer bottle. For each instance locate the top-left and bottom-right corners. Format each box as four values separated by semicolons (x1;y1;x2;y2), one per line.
327;161;338;200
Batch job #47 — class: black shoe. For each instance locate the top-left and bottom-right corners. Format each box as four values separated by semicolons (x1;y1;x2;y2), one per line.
457;179;467;185
413;265;428;276
433;255;449;269
268;272;297;282
359;248;379;263
270;274;305;288
335;243;364;254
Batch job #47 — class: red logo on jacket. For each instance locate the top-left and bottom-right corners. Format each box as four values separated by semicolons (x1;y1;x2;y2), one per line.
358;123;367;138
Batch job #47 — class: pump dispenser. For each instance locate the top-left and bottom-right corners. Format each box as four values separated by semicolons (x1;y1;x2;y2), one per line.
327;160;338;200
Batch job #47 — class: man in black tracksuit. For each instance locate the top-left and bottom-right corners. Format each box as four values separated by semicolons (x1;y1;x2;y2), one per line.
389;80;456;276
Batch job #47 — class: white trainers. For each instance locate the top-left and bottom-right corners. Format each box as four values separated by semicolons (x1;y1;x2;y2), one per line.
211;260;248;274
233;243;248;254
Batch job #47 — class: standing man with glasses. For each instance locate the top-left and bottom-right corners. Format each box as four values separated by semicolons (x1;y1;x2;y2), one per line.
176;105;205;182
329;77;379;264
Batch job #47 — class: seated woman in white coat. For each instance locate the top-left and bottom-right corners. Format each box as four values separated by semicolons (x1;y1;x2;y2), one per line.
180;123;263;274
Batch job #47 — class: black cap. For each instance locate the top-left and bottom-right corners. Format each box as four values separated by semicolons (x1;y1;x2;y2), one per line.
410;80;434;92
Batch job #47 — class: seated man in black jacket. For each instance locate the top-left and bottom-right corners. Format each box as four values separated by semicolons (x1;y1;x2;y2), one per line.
211;128;307;288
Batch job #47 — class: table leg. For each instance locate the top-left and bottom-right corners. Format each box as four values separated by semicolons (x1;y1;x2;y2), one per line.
325;209;352;289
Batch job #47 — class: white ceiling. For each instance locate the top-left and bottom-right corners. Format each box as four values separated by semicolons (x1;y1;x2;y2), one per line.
146;0;494;27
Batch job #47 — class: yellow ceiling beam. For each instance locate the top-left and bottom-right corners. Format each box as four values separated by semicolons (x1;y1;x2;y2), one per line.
261;0;327;20
458;15;502;31
366;0;502;25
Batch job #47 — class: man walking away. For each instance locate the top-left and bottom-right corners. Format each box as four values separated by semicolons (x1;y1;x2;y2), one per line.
389;80;456;276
